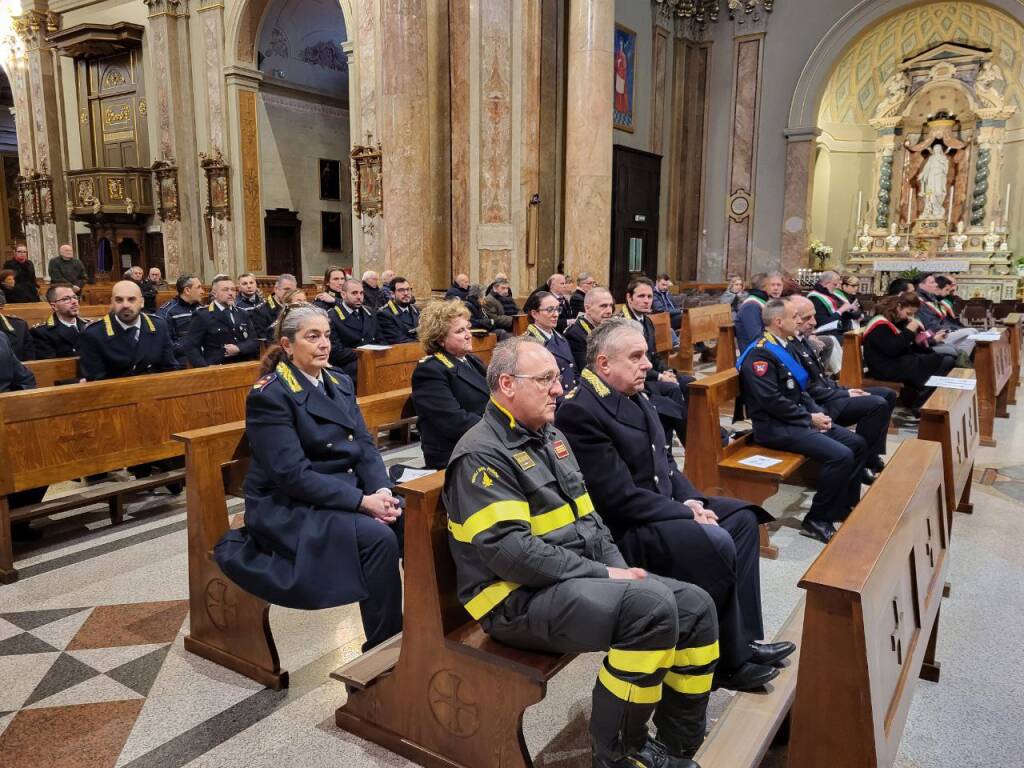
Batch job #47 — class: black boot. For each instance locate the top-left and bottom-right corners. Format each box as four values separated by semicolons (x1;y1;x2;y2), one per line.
593;737;700;768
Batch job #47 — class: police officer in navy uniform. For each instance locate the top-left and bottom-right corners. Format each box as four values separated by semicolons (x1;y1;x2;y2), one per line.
253;273;297;341
738;297;868;544
790;295;894;481
236;272;264;315
410;300;489;469
214;304;402;652
182;276;260;367
0;311;35;360
565;286;615;370
376;276;420;345
317;277;375;378
158;274;205;363
314;264;348;307
557;317;792;693
522;290;577;395
32;283;90;359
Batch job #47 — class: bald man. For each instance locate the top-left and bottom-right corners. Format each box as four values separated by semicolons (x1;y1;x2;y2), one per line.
79;280;179;380
445;273;470;301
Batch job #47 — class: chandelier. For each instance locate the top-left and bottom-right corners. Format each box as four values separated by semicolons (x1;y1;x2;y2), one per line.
654;1;775;30
728;0;775;19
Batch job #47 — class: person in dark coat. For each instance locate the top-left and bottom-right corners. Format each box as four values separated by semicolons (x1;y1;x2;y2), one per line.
738;297;869;544
444;273;470;301
318;278;374;378
486;276;520;316
411;300;489;469
31;284;90;359
361;271;385;312
236;272;264;315
214;304;402;651
652;274;683;331
522;290;577;396
464;285;498;334
314;265;347;308
565;286;615;370
376;276;421;345
862;292;956;416
158;274;205;363
0;312;35;360
253;273;298;340
2;245;40;302
735;272;783;352
182;276;260;367
567;272;594;319
79;281;180;380
807;271;857;340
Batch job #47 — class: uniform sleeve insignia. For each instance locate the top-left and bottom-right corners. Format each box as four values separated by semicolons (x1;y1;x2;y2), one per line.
564;387;578;400
253;373;277;390
512;451;535;470
753;361;768;377
552;440;570;459
471;466;500;487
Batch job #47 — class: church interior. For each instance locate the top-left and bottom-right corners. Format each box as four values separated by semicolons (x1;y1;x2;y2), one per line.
0;0;1023;766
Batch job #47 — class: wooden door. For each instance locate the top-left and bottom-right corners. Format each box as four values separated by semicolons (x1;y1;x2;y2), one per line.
264;208;302;282
611;146;661;299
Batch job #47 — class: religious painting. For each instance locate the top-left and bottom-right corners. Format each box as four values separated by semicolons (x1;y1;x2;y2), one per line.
351;140;383;218
613;24;637;133
319;158;341;201
321;211;342;251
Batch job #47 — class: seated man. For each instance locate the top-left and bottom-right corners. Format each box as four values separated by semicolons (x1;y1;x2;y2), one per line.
445;336;718;768
565;286;615;370
1;309;35;361
652;273;683;331
790;296;895;482
158;274;204;363
253;273;297;340
182;275;260;367
557;317;792;693
236;272;264;315
444;272;470;301
738;297;868;544
31;283;90;359
376;276;420;344
321;278;374;378
915;273;974;362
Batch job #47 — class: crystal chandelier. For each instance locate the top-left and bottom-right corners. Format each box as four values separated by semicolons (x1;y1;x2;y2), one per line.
653;0;720;29
727;0;775;19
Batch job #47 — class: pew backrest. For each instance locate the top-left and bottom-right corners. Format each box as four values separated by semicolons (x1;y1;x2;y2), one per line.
686;303;732;346
24;356;79;387
356;336;497;396
650;311;673;356
918;368;978;527
2;302;109;326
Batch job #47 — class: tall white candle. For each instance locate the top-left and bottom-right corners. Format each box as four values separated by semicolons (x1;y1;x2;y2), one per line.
857;190;863;226
947;186;954;226
1007;184;1012;225
906;189;913;228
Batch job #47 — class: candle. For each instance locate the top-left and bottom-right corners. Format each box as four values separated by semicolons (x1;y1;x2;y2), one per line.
857;190;863;227
906;189;913;228
1007;184;1012;226
947;186;954;226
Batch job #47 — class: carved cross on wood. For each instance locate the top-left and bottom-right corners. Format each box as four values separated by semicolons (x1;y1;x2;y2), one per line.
890;597;905;665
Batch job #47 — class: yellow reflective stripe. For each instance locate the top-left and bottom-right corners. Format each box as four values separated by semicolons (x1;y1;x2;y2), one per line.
664;671;714;695
447;500;531;543
674;641;719;668
464;580;520;620
607;648;674;675
529;493;594;536
598;666;662;704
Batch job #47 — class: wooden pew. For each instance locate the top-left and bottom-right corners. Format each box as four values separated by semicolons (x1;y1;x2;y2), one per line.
788;438;949;766
511;313;528;336
650;310;674;357
24;357;80;387
356;335;497;397
838;328;905;395
1;302;109;326
1000;312;1022;405
674;303;736;375
686;368;812;559
0;361;260;582
918;368;979;524
973;327;1012;447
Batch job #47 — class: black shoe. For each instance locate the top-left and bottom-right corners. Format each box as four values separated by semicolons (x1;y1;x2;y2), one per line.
593;738;699;768
749;640;796;667
799;519;836;544
11;522;42;542
861;468;877;486
164;481;184;495
712;660;779;692
866;456;885;473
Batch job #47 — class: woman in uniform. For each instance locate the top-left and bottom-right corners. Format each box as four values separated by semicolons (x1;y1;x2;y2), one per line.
214;304;402;651
522;290;577;396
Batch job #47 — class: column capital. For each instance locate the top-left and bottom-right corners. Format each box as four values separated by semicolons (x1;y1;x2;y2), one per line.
144;0;189;18
12;11;60;51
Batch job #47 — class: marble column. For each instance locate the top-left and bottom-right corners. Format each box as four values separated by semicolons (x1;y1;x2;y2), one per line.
2;45;40;266
196;0;236;278
144;0;202;279
13;10;70;273
780;128;820;274
563;0;613;286
224;66;263;275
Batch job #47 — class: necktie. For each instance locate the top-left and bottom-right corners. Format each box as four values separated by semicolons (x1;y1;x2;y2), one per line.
127;327;139;348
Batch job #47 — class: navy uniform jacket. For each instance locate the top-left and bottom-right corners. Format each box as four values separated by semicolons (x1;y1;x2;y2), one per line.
739;333;823;444
157;297;201;361
214;361;391;610
316;303;366;375
182;302;260;367
253;295;283;341
410;351;489;469
621;305;667;378
568;289;585;319
237;292;263;315
78;312;180;380
377;300;420;345
735;290;769;351
564;316;595;371
789;335;851;412
31;314;90;359
0;331;35;392
524;324;577;393
0;313;35;360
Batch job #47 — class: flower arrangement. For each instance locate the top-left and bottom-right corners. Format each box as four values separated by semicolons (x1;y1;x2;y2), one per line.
809;240;833;269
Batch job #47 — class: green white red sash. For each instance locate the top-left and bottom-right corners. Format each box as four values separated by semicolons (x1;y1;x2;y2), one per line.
741;295;767;308
861;315;899;342
808;290;839;311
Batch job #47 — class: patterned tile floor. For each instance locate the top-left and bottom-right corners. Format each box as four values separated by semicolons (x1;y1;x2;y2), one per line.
0;400;1022;767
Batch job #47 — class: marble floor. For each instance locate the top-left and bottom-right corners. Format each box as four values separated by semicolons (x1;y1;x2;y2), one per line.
1;402;1022;768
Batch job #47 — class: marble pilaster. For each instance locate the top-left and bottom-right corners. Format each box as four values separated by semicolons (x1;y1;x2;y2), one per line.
2;45;40;265
563;0;613;285
780;128;819;274
350;0;383;276
224;66;263;274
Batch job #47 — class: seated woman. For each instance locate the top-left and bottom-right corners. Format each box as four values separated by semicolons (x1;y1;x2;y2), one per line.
719;274;747;320
214;304;402;652
410;300;489;470
862;292;956;417
522;290;577;394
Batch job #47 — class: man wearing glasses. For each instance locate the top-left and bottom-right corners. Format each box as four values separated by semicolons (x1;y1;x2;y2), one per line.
376;277;420;344
32;284;91;359
444;336;717;768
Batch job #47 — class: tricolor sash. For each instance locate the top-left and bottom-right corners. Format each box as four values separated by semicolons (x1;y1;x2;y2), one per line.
808;290;839;312
861;315;900;342
737;332;809;391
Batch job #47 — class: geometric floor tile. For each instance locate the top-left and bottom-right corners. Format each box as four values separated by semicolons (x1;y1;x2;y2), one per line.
0;653;60;712
31;610;94;652
105;645;171;697
994;464;1024;481
23;653;101;708
0;700;145;768
991;480;1024;503
0;617;22;643
67;601;188;650
0;608;90;633
0;632;59;657
67;643;167;674
25;675;143;711
0;711;13;739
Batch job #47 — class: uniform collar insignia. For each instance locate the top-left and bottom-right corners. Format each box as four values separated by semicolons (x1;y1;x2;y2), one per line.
525;324;544;340
325;370;340;386
434;352;455;369
103;314;115;336
578;318;592;335
581;368;610;398
0;314;11;332
335;306;347;321
275;361;304;393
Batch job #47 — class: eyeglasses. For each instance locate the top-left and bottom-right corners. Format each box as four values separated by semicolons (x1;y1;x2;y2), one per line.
53;296;79;304
535;306;560;314
511;371;559;388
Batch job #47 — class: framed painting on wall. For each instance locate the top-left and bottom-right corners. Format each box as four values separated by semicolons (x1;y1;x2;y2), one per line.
321;211;342;251
320;158;341;201
613;24;636;133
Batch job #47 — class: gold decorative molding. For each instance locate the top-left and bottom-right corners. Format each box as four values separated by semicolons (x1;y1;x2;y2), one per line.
238;89;262;272
137;99;147;116
11;11;60;51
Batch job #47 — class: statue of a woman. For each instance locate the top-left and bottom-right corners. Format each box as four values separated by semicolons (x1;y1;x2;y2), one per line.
918;144;951;219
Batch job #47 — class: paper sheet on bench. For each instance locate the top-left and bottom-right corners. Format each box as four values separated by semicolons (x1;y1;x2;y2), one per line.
967;332;1002;342
357;344;392;350
396;467;438;483
737;455;784;469
815;320;840;333
925;376;977;391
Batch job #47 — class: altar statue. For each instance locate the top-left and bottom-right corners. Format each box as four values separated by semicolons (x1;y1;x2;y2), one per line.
918;144;952;219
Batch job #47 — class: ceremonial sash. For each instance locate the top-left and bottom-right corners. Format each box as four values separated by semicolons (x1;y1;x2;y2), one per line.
919;300;945;318
808;290;839;312
861;315;900;343
736;332;809;391
834;289;853;304
940;298;956;318
741;295;767;308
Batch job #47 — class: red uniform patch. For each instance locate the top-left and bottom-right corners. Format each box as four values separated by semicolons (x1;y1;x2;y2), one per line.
753;361;768;377
553;440;570;459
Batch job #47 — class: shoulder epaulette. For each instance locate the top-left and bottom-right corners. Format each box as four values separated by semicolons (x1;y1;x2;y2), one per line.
253;373;277;391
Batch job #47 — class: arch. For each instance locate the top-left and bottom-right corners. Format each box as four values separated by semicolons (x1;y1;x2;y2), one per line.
225;0;354;69
787;0;1024;133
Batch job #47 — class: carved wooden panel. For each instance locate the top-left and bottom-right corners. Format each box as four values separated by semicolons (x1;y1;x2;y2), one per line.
81;50;149;168
238;89;263;273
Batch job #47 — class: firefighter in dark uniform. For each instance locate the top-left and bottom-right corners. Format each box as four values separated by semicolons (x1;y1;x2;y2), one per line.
236;272;264;316
557;318;793;693
214;304;402;651
444;336;717;768
316;278;375;379
158;274;204;363
182;276;260;367
410;301;489;469
79;281;179;380
738;297;868;544
253;274;297;341
521;291;577;398
31;284;90;359
0;311;35;360
790;295;894;481
376;277;420;345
